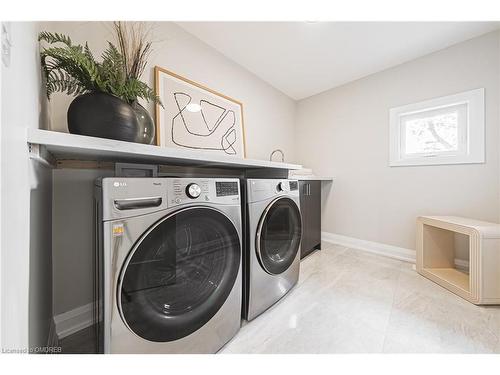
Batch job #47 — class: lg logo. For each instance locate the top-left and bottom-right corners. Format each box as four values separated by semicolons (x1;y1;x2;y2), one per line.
113;182;127;187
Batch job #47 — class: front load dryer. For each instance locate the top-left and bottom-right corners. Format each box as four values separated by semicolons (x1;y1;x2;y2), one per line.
244;179;302;321
94;177;242;353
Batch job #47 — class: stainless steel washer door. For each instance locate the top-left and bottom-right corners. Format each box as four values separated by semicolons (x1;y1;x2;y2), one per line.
118;207;241;343
256;197;302;275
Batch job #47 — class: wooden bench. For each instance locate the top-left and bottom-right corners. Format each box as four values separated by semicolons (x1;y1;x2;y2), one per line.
416;216;500;305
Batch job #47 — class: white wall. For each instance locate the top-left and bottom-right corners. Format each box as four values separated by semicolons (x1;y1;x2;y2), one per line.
29;163;53;347
1;22;52;350
296;31;500;252
40;21;297;162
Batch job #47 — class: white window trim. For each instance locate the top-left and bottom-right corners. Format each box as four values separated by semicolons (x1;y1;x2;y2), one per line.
389;88;485;167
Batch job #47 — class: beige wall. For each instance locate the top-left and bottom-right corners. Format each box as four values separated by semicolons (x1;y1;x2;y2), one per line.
51;169;113;315
40;21;297;162
40;21;298;315
295;31;500;251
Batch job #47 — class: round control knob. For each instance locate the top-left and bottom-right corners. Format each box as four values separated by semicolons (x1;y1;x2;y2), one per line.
186;183;202;199
277;181;290;192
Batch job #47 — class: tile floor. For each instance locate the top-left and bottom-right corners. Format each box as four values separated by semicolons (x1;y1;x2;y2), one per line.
60;242;500;354
221;243;500;353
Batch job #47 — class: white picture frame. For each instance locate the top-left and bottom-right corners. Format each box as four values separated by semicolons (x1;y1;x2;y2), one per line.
155;66;246;158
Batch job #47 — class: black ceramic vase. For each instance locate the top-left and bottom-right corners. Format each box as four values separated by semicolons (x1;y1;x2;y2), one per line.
67;92;140;142
132;102;156;145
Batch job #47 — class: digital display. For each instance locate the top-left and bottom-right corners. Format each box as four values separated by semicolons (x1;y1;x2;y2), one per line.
289;181;298;191
216;181;239;197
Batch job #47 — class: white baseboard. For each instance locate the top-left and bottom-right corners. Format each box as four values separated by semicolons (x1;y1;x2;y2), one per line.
454;258;470;272
321;231;469;270
322;231;416;263
53;302;94;339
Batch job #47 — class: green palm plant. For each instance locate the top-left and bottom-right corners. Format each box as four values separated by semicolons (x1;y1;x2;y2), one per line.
39;30;162;107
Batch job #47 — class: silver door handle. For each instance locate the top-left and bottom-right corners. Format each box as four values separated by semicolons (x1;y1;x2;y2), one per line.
114;196;162;210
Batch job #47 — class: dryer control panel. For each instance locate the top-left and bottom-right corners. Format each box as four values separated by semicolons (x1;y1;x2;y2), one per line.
246;179;300;203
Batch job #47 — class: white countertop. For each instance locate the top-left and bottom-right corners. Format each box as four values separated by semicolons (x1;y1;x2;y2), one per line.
28;129;303;170
288;169;333;181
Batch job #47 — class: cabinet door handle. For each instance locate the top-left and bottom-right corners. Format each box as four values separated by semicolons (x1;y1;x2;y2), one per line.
307;183;311;196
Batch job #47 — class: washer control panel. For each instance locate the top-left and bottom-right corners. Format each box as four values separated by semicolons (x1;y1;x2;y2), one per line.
100;177;241;220
186;183;202;199
216;181;239;197
168;178;240;207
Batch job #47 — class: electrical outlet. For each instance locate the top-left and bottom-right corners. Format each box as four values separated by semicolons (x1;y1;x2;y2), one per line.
2;22;12;68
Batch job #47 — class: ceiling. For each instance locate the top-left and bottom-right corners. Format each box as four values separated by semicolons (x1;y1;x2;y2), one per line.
177;22;500;100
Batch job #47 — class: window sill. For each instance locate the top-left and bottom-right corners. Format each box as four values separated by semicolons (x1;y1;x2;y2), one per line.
389;154;485;167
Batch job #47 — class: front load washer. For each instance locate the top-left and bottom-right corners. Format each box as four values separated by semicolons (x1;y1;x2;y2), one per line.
244;179;302;321
94;177;242;353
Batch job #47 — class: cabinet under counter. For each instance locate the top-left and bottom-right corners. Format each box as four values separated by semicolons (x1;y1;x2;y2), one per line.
299;180;322;259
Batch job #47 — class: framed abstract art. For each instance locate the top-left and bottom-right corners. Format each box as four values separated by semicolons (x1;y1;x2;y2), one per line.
154;66;246;158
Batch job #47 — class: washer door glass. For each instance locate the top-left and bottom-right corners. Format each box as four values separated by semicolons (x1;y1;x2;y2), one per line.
257;197;302;275
119;207;241;342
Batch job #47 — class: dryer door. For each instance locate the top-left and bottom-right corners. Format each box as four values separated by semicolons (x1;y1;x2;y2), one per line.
256;197;302;275
118;207;240;342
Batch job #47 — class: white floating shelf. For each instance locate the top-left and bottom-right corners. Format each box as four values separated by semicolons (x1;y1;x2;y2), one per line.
27;129;302;170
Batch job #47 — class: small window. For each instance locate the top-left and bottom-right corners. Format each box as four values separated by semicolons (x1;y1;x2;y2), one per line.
389;89;485;166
